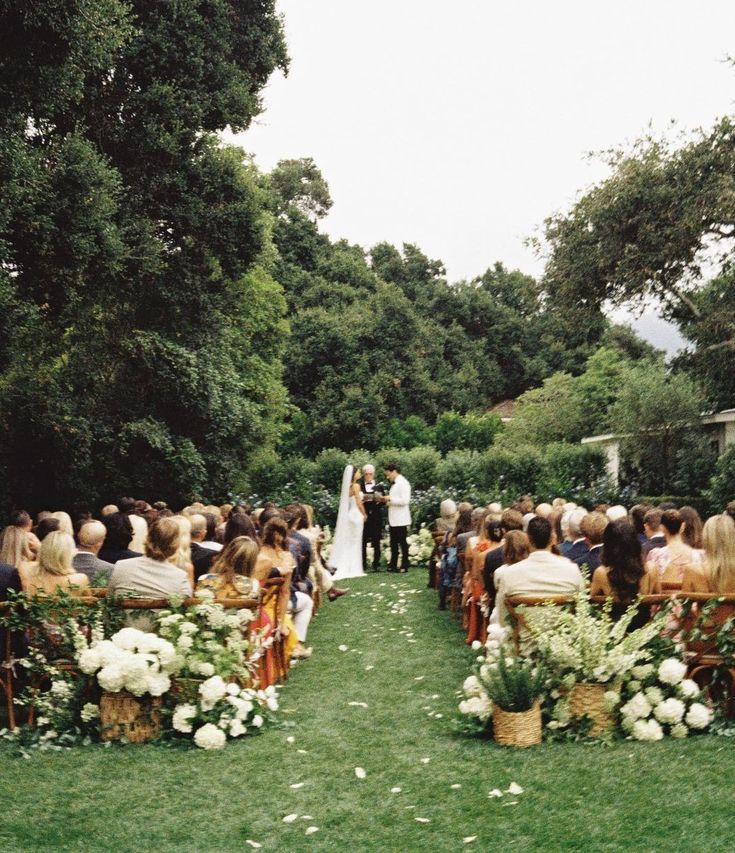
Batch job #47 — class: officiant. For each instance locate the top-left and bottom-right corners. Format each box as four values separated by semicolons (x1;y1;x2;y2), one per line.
361;464;386;572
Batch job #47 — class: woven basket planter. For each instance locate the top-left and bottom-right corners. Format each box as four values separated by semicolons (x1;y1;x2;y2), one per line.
569;682;612;736
100;690;162;743
493;699;542;748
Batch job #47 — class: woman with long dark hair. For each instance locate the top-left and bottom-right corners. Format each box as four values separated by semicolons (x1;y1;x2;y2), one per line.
590;519;660;624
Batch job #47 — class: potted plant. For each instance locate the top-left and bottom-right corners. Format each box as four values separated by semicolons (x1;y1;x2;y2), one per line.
486;650;545;747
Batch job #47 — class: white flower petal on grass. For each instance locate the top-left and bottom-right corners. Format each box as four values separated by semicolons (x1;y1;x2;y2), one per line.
420;757;430;764
502;801;519;807
286;736;295;744
415;817;431;823
355;767;367;779
390;787;402;793
297;749;308;754
290;783;305;789
245;841;262;849
450;784;462;790
488;789;503;798
414;675;425;681
435;714;443;719
305;826;319;835
282;814;299;823
507;782;524;795
348;701;369;708
463;837;477;844
338;644;349;652
365;665;375;671
301;815;313;820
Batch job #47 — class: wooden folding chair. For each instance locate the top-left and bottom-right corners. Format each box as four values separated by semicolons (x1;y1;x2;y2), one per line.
0;602;17;729
261;577;289;683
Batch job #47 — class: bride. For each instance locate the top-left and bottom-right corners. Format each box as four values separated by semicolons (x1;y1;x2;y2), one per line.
328;465;367;580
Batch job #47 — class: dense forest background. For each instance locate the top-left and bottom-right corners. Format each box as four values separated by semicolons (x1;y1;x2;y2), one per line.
1;2;734;514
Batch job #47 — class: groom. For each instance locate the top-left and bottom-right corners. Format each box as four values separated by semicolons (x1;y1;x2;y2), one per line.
383;463;411;573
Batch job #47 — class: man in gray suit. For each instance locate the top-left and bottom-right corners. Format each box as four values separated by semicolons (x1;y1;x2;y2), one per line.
73;521;115;585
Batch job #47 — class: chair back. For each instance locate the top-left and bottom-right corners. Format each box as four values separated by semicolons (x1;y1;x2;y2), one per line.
505;595;575;650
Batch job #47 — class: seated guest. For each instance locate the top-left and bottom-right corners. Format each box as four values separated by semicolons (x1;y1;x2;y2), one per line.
73;521;115;585
682;514;735;593
196;536;262;598
642;508;665;556
35;517;60;541
201;508;223;551
590;519;660;609
24;532;89;596
224;510;259;543
680;505;703;551
433;499;458;535
483;509;524;596
99;512;141;564
259;517;312;661
726;501;735;524
464;518;502;645
50;511;74;537
0;557;21;600
492;517;583;625
10;509;41;556
534;502;552;519
189;513;216;580
575;512;608;575
606;505;628;522
630;504;651;545
0;525;35;573
108;518;192;599
100;504;119;517
646;508;700;584
128;513;149;554
561;508;588;561
292;503;347;602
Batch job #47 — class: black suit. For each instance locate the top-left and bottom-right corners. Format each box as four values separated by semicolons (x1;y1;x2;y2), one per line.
565;539;590;566
0;560;25;662
574;544;602;576
361;480;385;571
642;534;666;557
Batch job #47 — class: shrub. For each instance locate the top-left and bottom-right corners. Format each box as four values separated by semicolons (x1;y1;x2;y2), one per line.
704;446;735;512
476;446;543;495
537;443;608;499
400;445;441;491
437;450;482;494
313;448;350;489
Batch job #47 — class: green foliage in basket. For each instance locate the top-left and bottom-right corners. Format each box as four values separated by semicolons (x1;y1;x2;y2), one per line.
484;650;546;712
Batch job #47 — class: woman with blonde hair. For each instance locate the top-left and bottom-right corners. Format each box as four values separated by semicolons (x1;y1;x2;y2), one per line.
25;531;89;596
682;514;735;593
196;536;261;598
50;511;74;537
0;526;37;590
172;515;195;588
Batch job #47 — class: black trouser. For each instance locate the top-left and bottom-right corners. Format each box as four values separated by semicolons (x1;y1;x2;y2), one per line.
389;525;409;571
362;524;382;571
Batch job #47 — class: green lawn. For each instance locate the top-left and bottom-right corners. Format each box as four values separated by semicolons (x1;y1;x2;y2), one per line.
2;572;733;852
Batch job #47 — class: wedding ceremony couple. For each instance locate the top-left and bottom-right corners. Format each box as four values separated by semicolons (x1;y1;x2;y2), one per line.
328;463;411;579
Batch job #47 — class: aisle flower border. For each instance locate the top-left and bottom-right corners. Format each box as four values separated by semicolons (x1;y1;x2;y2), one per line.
458;589;716;742
0;591;279;754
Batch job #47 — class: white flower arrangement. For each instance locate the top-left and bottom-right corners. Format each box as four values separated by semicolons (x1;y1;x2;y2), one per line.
77;628;177;697
619;656;712;740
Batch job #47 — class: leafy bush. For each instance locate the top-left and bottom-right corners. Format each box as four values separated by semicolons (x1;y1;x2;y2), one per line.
313;448;350;489
476;446;543;495
437;450;483;494
400;445;441;491
705;445;735;513
536;443;608;500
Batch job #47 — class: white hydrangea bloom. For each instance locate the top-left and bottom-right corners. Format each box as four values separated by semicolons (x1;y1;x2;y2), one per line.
463;676;482;697
172;703;197;733
179;621;199;635
653;697;685;725
199;676;228;710
631;718;664;741
112;627;143;651
644;687;664;707
657;658;687;686
80;703;100;723
146;673;171;697
621;692;652;721
252;714;264;728
194;722;227;749
670;723;688;739
679;679;699;699
229;718;247;738
98;664;125;693
177;636;194;651
631;664;654;680
685;702;712;730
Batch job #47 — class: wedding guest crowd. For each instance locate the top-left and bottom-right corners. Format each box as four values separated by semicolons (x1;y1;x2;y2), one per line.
431;492;735;641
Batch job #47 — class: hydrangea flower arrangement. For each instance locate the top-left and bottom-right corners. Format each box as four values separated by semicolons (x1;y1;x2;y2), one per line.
156;600;260;682
618;659;713;740
170;678;280;749
77;627;178;697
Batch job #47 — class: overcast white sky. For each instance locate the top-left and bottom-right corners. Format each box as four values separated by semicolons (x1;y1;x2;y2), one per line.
229;1;735;353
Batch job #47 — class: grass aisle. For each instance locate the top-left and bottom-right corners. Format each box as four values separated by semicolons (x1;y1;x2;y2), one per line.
2;572;734;851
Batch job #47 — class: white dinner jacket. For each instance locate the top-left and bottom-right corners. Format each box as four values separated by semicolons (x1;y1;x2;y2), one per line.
492;549;583;625
387;474;411;527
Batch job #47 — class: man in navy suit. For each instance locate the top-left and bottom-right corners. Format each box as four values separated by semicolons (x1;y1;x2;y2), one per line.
573;512;608;577
562;508;589;565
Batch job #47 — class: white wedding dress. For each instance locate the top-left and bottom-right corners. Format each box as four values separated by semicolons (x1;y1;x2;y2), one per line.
329;467;365;580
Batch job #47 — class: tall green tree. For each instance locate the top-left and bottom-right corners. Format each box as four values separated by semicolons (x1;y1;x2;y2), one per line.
0;0;289;509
